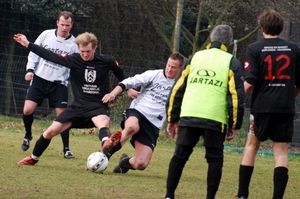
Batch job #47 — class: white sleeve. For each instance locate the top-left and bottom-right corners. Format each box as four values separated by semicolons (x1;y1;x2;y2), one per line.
26;32;45;71
121;70;158;89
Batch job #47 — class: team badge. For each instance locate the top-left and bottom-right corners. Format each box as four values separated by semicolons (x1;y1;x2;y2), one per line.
85;69;96;83
244;60;250;71
59;53;68;58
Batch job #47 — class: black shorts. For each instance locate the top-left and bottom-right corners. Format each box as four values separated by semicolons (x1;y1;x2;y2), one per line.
176;126;226;149
121;108;159;151
26;75;68;108
176;126;226;160
253;113;294;142
55;105;110;129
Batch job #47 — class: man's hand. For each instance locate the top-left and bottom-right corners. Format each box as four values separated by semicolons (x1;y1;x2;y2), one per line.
167;122;179;138
127;88;140;99
13;33;30;48
25;72;34;81
102;93;116;103
226;127;237;141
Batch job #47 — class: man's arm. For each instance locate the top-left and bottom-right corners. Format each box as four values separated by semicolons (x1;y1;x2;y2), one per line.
102;85;124;103
244;81;254;97
14;33;73;68
227;58;245;130
26;31;47;73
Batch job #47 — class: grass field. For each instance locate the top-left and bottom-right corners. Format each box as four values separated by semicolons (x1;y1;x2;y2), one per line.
1;116;300;199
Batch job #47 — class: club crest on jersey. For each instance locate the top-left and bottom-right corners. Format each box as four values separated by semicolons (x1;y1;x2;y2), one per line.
244;60;250;71
85;69;96;83
59;53;68;58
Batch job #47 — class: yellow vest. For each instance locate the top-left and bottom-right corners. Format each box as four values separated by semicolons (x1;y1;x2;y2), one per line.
180;48;233;124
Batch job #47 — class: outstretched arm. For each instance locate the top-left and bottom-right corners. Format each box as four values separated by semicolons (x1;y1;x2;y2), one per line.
13;33;73;68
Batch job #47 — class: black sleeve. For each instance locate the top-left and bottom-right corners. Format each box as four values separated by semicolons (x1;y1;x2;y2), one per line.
227;57;245;129
28;43;73;68
109;58;126;82
166;57;191;123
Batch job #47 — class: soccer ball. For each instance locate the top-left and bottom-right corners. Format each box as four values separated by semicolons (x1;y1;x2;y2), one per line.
87;152;109;173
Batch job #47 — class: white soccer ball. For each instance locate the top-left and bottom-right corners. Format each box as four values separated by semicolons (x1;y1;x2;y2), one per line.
87;152;109;173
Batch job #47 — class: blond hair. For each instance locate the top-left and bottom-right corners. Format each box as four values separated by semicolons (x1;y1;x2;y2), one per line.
75;32;98;49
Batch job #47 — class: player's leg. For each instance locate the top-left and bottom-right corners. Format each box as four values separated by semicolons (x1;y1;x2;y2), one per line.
100;109;140;158
203;129;226;199
55;107;74;159
49;83;74;158
92;114;120;156
18;121;72;165
113;115;157;173
22;100;38;151
113;141;152;174
272;142;289;199
104;115;139;160
165;127;201;199
236;114;262;199
131;142;153;170
270;113;293;199
22;76;47;151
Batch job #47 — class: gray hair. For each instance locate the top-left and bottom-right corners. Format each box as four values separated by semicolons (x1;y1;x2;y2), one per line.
210;25;233;46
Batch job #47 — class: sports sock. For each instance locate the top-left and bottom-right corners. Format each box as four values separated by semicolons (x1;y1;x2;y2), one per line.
99;127;111;145
121;157;135;170
273;166;288;199
165;155;187;199
237;165;254;198
60;129;70;152
105;142;122;159
23;114;33;138
32;135;51;157
207;161;223;199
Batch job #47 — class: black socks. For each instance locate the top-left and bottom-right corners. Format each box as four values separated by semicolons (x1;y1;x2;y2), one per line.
60;129;70;152
32;135;51;157
99;127;111;145
273;167;288;199
237;165;254;198
23;114;33;138
207;161;223;199
165;155;187;199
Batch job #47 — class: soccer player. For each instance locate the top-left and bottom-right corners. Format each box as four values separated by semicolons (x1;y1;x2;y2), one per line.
164;25;245;199
101;52;184;173
21;11;78;159
13;32;127;165
234;9;300;199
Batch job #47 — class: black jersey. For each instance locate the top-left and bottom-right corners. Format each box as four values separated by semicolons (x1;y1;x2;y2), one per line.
245;38;300;113
28;42;126;108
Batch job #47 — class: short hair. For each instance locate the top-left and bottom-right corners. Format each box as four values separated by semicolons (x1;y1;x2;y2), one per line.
210;25;233;47
169;52;184;67
258;9;284;36
58;11;74;22
75;32;98;49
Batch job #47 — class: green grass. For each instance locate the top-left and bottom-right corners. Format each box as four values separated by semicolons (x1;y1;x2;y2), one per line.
0;116;300;199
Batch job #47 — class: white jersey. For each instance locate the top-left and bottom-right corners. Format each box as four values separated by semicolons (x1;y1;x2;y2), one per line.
121;69;175;129
26;29;78;86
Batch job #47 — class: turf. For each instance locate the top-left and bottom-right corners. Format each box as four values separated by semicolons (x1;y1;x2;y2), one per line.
1;118;300;198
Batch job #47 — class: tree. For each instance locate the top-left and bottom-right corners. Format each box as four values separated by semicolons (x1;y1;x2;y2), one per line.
140;0;300;59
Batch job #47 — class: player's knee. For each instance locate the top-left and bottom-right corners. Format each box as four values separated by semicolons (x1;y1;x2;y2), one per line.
205;147;224;163
43;128;58;139
23;108;34;115
133;159;148;170
206;157;223;163
124;124;139;136
174;145;193;161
